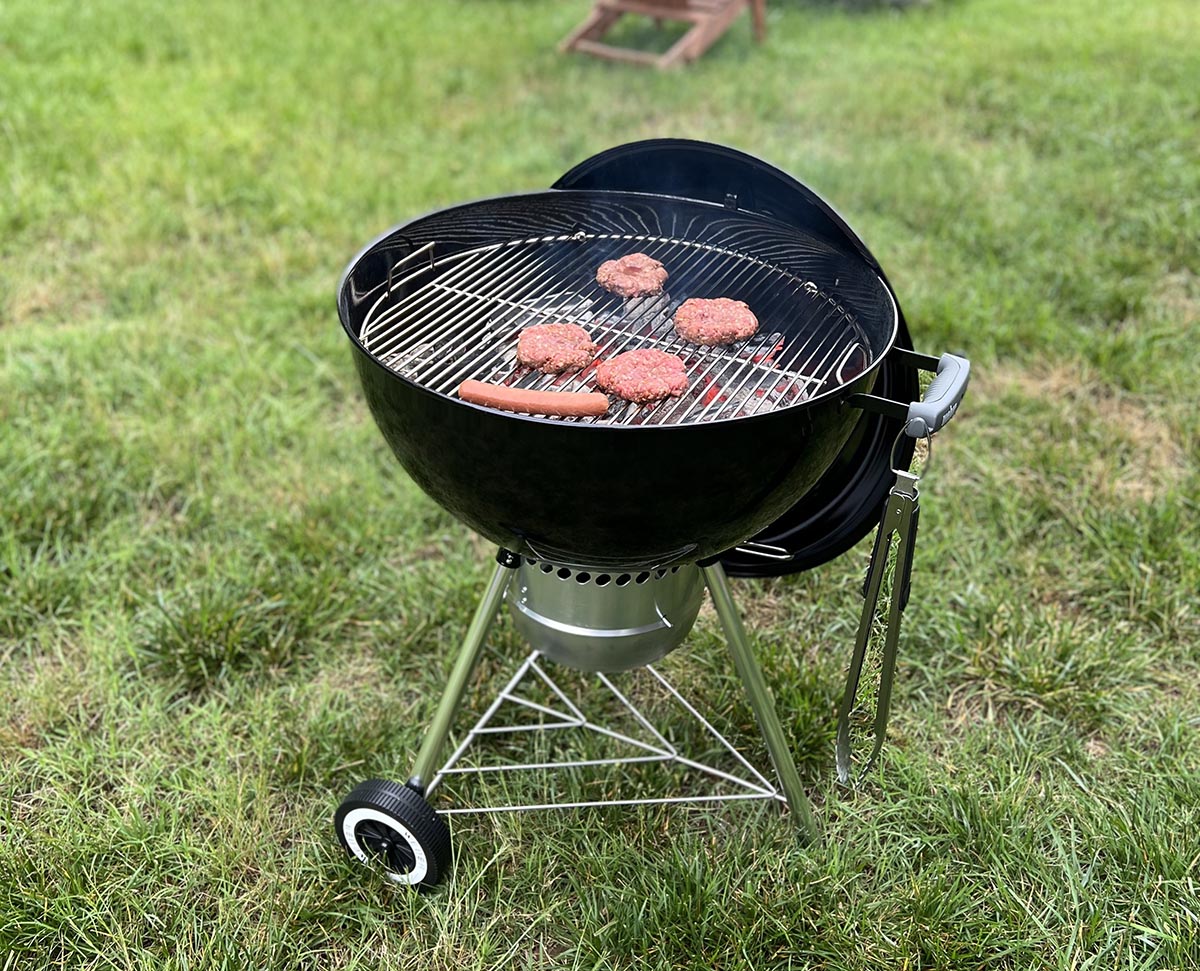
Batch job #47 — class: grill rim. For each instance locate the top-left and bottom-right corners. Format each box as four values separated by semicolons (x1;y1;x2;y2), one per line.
338;188;901;433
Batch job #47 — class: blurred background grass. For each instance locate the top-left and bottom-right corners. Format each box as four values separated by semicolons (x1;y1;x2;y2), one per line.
1;0;1198;968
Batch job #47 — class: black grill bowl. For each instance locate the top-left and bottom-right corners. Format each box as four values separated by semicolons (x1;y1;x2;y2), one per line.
338;190;899;569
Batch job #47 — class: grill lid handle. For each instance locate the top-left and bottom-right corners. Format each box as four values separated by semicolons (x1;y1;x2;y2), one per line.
847;349;971;438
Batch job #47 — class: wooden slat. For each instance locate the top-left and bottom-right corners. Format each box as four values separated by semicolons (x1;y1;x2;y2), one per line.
571;38;667;65
558;7;623;52
595;0;709;23
680;0;744;60
750;0;766;41
600;0;724;9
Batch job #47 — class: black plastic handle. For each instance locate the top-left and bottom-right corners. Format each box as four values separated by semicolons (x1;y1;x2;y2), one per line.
848;349;970;438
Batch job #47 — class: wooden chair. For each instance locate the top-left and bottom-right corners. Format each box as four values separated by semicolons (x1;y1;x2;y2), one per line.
560;0;767;69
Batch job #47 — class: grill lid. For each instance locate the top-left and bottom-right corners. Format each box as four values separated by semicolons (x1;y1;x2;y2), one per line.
554;139;918;576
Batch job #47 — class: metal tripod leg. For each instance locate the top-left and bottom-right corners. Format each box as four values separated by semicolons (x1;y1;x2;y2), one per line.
701;562;820;844
407;551;517;793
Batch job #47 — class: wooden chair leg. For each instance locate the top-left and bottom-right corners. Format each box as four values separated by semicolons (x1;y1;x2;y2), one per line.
559;7;623;53
751;0;767;42
676;0;744;63
659;22;705;68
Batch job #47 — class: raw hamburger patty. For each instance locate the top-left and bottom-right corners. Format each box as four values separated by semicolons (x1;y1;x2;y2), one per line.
594;348;689;404
516;323;597;373
673;297;759;346
596;253;669;298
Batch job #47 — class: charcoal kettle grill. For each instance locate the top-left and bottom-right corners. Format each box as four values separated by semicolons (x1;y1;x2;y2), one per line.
333;140;969;888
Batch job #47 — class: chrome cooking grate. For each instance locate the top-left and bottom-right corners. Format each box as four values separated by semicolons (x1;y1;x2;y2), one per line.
359;231;871;426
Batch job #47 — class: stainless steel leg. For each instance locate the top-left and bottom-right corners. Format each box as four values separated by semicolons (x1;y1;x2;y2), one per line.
407;553;516;793
701;562;820;844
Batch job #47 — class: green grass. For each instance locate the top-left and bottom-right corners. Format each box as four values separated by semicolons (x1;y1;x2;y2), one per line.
2;0;1199;967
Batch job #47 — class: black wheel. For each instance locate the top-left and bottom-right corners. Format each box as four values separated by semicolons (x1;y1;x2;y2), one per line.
334;779;452;889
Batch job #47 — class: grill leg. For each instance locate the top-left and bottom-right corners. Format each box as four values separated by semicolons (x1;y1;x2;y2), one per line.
407;552;517;793
701;562;820;844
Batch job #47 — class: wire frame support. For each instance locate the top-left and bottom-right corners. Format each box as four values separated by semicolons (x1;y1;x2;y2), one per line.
416;570;819;848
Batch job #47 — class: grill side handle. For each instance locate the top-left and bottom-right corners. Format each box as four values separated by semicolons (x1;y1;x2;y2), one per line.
847;349;970;438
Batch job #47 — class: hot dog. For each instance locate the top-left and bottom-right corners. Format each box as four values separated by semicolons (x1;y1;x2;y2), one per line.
458;380;609;418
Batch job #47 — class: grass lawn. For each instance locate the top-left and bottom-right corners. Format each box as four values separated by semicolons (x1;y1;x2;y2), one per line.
2;0;1198;967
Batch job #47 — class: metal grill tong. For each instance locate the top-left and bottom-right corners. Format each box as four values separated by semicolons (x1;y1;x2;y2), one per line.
835;462;921;785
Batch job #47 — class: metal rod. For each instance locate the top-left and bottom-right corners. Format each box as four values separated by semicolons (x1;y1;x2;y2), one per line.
645;664;776;793
701;562;820;844
597;671;677;754
665;752;777;795
529;659;589;722
438;754;671;775
438;791;782;815
471;722;580;734
504;694;583;722
408;556;516;792
426;650;542;797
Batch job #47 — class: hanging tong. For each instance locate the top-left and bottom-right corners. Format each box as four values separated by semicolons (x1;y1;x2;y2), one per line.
835;461;921;784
